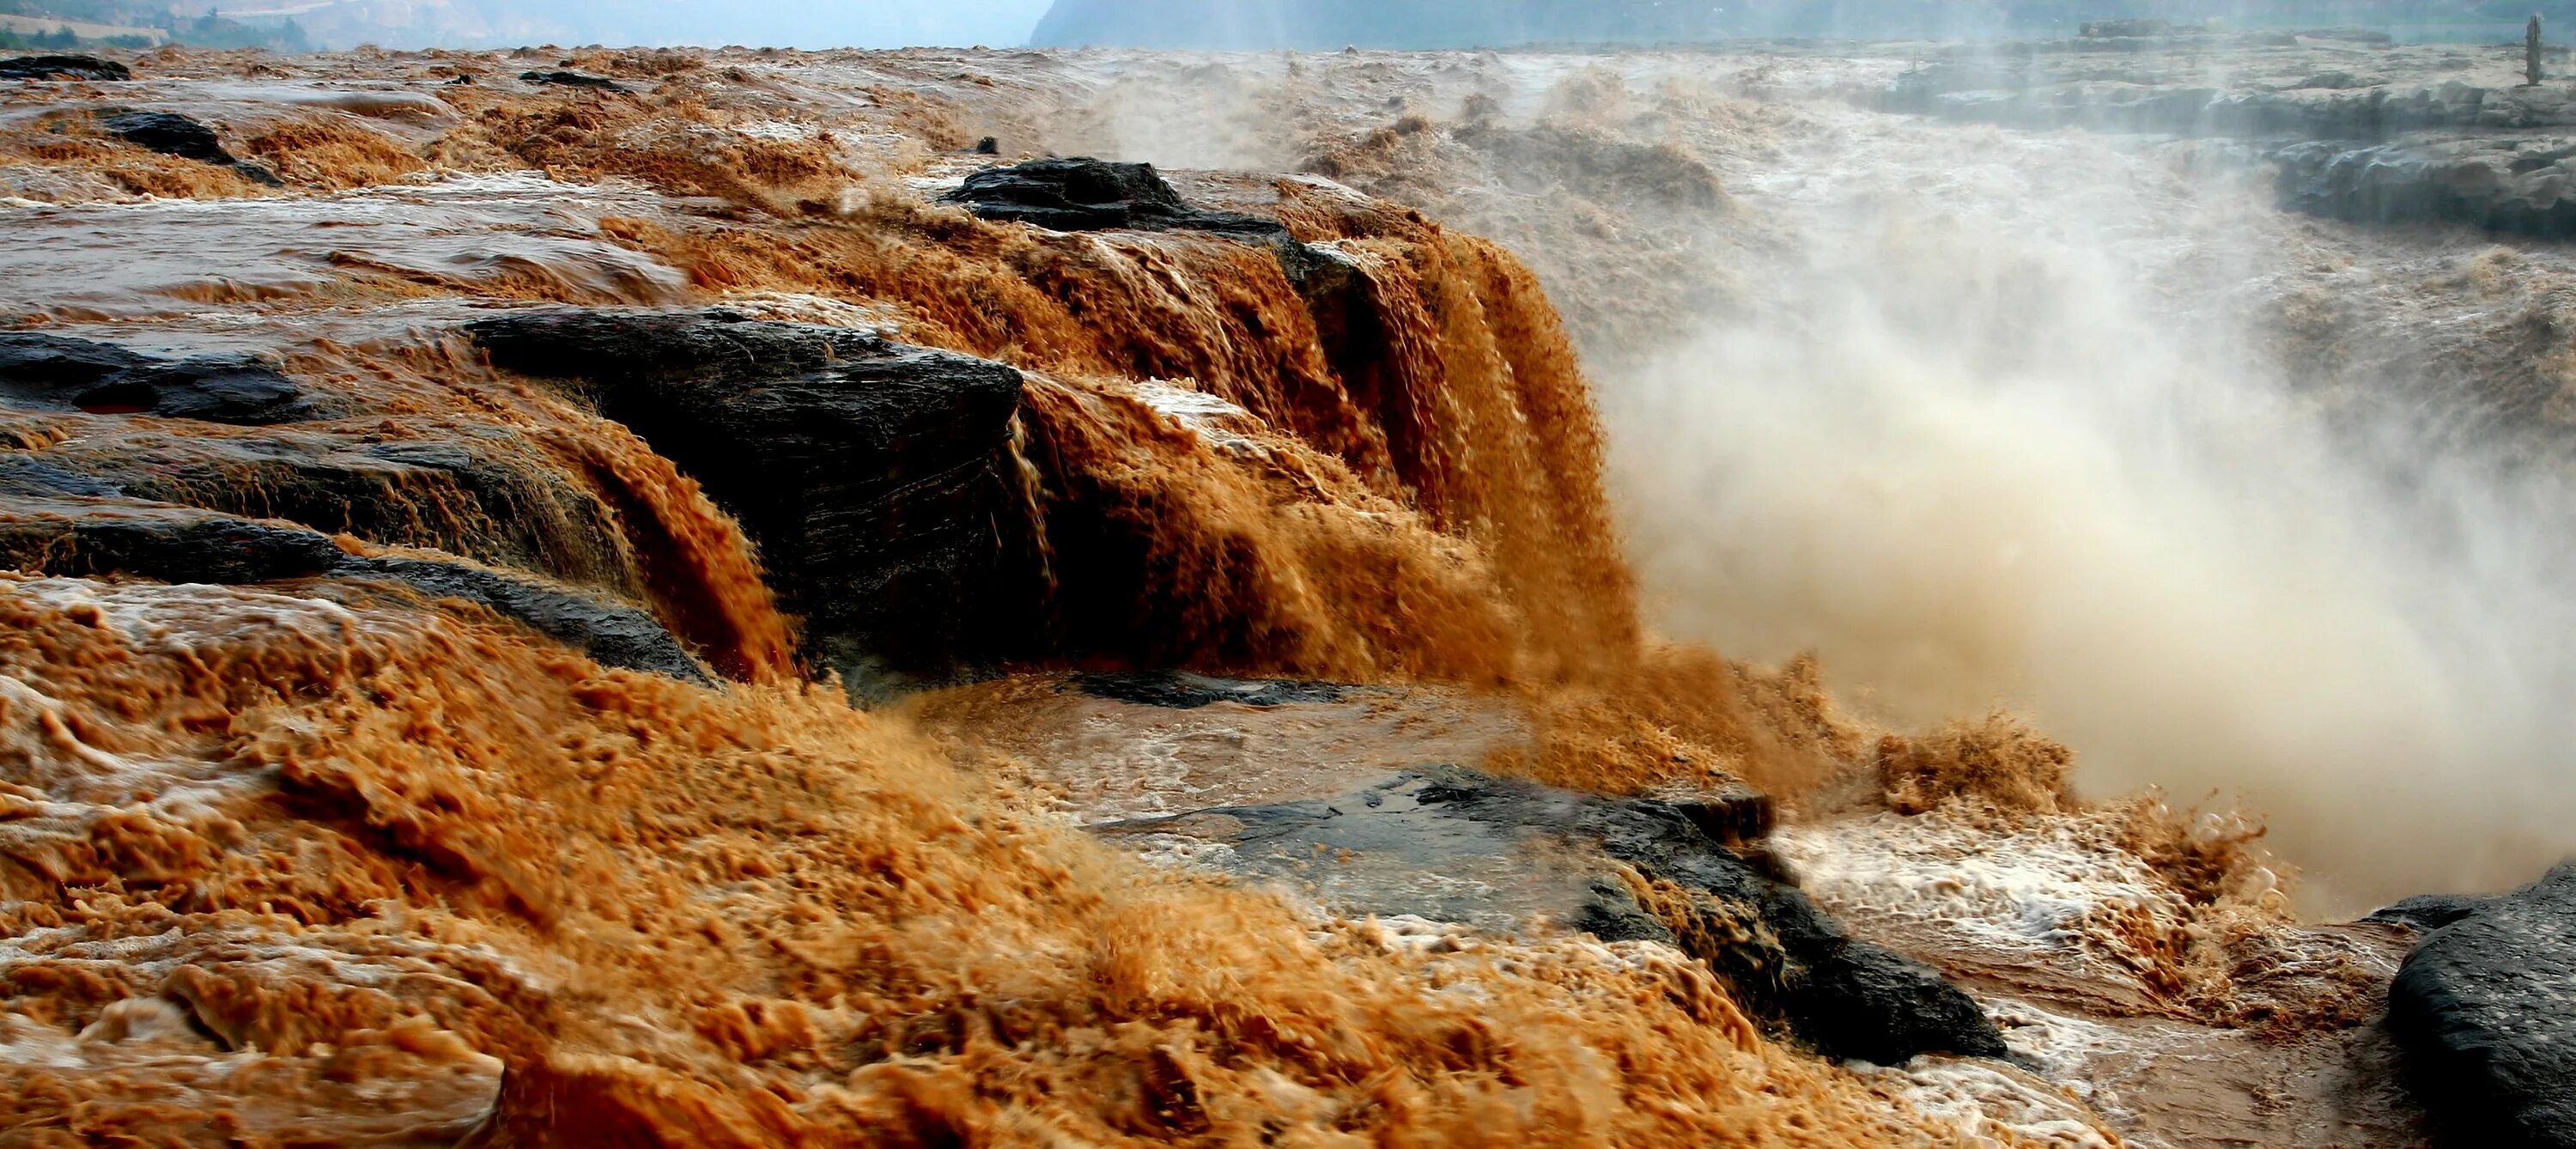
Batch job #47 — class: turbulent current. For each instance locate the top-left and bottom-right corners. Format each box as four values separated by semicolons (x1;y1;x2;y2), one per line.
0;33;2558;1148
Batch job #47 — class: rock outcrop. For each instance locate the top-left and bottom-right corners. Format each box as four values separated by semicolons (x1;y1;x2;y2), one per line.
0;331;737;678
945;158;1291;240
519;70;624;92
0;333;327;424
0;414;631;596
0;493;710;682
2275;137;2576;239
466;308;1035;683
1884;67;2530;138
1100;765;2009;1066
947;157;1368;312
96;110;283;186
2386;863;2576;1148
336;553;713;684
1880;39;2576;240
0;54;128;81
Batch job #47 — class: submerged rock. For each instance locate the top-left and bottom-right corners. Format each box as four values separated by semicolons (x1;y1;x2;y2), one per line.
97;110;283;185
1072;670;1349;709
945;157;1293;240
0;332;325;424
467;308;1034;680
100;110;234;163
3;425;635;596
519;70;624;91
1099;766;2008;1065
337;555;713;684
0;54;129;81
2387;863;2576;1148
0;502;348;585
0;494;709;682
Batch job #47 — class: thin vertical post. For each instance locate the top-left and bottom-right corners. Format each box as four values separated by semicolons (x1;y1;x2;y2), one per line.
2530;15;2546;86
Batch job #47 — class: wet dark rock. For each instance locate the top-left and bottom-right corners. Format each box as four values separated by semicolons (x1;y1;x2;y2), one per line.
2275;138;2576;238
95;110;283;185
1788;945;2013;1067
465;308;1034;680
468;307;880;380
0;419;644;606
100;110;234;163
337;556;712;684
1644;779;1777;846
1073;670;1349;709
0;496;707;681
944;158;1293;240
0;505;349;586
519;70;624;91
0;457;123;499
0;54;129;82
0;333;327;424
2365;893;2493;933
948;161;1370;374
1099;766;2008;1065
1570;876;1677;945
2387;863;2576;1148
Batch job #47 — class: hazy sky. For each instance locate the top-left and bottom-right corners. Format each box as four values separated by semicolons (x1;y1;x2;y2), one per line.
280;0;2551;53
835;0;1054;46
285;0;1064;51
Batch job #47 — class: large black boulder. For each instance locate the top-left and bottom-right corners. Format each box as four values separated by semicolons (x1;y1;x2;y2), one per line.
100;110;234;164
944;158;1293;240
0;333;325;424
0;54;129;81
466;309;1036;683
2387;863;2576;1148
1100;766;2008;1065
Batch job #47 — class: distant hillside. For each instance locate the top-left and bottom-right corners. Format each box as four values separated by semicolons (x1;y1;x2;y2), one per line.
0;1;305;49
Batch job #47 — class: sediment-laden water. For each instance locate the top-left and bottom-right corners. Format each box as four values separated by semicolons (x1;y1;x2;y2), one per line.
3;36;2557;1146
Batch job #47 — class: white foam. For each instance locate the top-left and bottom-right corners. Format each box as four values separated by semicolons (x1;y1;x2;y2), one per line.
1773;810;2187;986
735;119;822;142
1133;379;1252;425
1872;1058;2118;1147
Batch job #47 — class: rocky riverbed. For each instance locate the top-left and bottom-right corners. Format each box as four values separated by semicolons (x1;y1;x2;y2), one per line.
0;36;2569;1148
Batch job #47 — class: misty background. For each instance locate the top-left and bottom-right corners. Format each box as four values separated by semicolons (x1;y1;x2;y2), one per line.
4;0;2574;53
